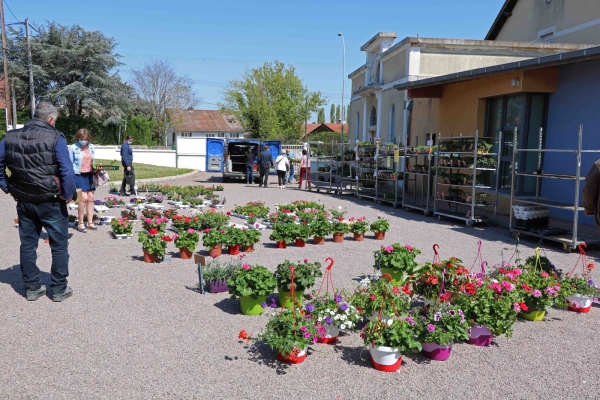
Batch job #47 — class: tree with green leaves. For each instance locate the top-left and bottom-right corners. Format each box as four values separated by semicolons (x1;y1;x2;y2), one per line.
330;104;335;123
335;105;341;123
220;60;325;141
6;22;129;125
317;108;325;123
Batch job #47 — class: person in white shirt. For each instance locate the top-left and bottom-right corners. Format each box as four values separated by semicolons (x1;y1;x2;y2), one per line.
275;152;290;188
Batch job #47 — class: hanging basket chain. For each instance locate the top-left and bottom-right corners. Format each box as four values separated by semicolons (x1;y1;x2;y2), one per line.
317;257;335;297
569;242;588;277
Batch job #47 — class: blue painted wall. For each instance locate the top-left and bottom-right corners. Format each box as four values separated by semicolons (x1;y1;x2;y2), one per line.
542;59;600;225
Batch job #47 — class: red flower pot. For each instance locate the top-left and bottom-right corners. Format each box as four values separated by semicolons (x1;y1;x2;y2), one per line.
143;250;158;263
353;232;364;241
332;233;344;243
373;231;386;240
277;347;307;364
313;236;325;245
208;245;222;258
240;244;254;253
295;238;306;247
179;247;193;259
228;244;240;255
276;240;287;249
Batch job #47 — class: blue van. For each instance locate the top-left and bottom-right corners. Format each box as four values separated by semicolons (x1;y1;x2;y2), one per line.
206;138;281;183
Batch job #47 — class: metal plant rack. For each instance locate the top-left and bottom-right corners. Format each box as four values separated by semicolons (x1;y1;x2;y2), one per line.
402;141;435;215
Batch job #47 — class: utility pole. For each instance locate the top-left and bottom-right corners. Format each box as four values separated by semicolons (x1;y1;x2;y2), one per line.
304;97;308;139
25;19;34;118
0;0;12;129
338;33;346;160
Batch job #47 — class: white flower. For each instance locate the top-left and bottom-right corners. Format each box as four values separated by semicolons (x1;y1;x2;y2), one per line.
334;315;340;320
325;309;331;313
317;317;322;321
330;311;336;315
340;315;347;321
340;324;346;330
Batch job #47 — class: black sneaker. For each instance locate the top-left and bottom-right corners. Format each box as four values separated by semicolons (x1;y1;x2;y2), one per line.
52;286;73;302
119;192;129;197
26;285;46;301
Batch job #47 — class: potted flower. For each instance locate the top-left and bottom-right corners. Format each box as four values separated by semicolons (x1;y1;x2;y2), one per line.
268;222;296;249
475;193;487;205
162;209;178;220
142;209;162;219
370;215;390;240
227;264;277;315
121;209;138;221
375;244;422;284
362;318;421;372
203;258;239;293
256;309;325;364
202;228;227;258
304;292;361;344
223;226;244;255
413;302;469;361
292;224;310;247
173;228;199;259
329;206;347;221
330;220;350;243
111;218;133;239
239;228;260;252
275;259;323;309
455;277;520;346
507;266;562;321
561;266;599;312
137;230;171;263
349;276;412;322
308;217;332;245
142;216;168;233
413;257;473;304
349;216;369;241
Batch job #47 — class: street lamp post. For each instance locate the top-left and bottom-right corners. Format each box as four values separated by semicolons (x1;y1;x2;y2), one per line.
337;32;346;180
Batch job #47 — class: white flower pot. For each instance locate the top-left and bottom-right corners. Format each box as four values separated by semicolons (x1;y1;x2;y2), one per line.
144;204;164;210
317;323;340;344
111;232;132;239
567;294;593;312
368;345;402;372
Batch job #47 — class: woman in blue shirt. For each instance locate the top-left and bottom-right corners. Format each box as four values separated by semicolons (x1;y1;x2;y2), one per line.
69;129;97;232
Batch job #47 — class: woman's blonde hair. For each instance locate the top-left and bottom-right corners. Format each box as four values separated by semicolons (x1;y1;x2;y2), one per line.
75;128;91;142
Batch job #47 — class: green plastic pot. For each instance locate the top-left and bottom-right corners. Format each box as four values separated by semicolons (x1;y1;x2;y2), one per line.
278;289;305;309
380;268;403;284
519;309;545;321
239;295;267;315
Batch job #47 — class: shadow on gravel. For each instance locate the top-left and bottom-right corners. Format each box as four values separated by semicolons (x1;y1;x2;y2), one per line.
245;342;291;375
0;265;51;299
214;297;241;315
333;343;372;369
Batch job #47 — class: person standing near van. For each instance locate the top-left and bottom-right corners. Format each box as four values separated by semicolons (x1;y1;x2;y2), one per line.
583;159;600;228
258;145;274;188
285;149;295;184
275;152;290;189
245;148;255;184
120;135;135;196
298;149;311;189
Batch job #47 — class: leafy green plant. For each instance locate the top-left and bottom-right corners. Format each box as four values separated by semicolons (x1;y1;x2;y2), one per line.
375;243;422;277
349;278;411;317
232;201;270;218
308;218;332;238
202;228;227;249
349;217;369;234
111;218;133;235
223;226;245;247
413;302;469;346
275;259;322;291
227;264;277;298
173;229;200;251
362;319;422;353
197;210;230;230
370;215;390;233
269;223;297;243
257;309;325;357
137;231;171;257
331;220;350;234
329;206;347;220
304;291;361;331
203;259;239;283
239;228;261;246
291;224;311;241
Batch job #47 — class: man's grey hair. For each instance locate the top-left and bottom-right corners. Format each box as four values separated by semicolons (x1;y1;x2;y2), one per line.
33;102;59;121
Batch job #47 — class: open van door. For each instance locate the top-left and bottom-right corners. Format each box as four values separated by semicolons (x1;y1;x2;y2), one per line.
263;140;281;161
206;138;224;172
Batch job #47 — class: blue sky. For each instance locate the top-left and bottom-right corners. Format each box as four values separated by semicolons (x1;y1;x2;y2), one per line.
7;0;505;117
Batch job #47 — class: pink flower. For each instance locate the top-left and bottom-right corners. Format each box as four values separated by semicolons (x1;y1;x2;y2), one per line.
404;244;413;252
172;234;179;239
501;281;514;292
487;282;502;294
303;331;311;338
241;264;250;271
541;272;549;279
145;218;152;224
349;217;355;222
513;303;522;312
239;254;246;259
532;290;542;298
303;258;309;263
187;228;195;234
204;228;211;233
385;245;394;254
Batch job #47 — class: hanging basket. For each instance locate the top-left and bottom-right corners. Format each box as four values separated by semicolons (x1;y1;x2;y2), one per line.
277;347;307;364
468;324;493;346
369;345;402;372
316;323;339;344
421;342;453;361
566;294;593;313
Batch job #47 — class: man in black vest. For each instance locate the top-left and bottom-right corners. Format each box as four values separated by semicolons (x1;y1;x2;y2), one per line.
0;102;76;302
258;145;273;188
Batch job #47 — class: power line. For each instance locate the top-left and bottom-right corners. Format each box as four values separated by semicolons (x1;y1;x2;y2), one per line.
4;0;20;23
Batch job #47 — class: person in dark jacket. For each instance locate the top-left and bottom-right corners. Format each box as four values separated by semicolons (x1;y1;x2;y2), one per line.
120;135;135;196
258;145;274;188
0;102;76;302
245;148;255;184
583;160;600;228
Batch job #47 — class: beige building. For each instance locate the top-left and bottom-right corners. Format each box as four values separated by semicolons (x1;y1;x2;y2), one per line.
347;33;586;147
487;0;600;44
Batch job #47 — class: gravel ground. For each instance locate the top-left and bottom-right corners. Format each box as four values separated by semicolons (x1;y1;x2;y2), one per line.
1;171;599;399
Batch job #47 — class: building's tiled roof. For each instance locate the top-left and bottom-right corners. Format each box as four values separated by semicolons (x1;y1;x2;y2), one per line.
170;109;245;133
301;123;349;138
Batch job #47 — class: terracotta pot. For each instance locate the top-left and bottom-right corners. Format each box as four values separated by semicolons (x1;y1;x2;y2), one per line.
240;244;254;253
227;244;240;255
276;240;287;249
332;233;344;243
313;236;325;245
353;232;364;241
373;231;386;240
143;249;158;263
208;244;222;258
295;238;306;247
179;247;193;259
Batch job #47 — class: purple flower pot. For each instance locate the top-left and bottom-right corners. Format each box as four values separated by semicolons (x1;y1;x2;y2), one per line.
209;279;228;293
468;325;494;347
421;342;453;361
